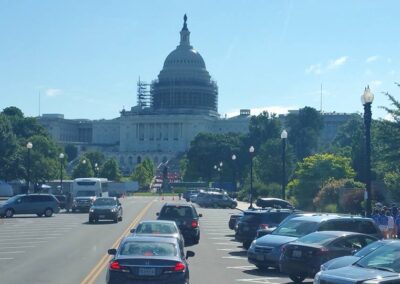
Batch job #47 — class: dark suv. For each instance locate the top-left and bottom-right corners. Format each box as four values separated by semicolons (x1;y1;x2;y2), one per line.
0;194;60;218
157;203;202;245
235;208;294;249
195;192;237;208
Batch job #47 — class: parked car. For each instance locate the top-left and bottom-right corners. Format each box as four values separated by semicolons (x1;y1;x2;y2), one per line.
235;208;294;249
106;235;195;284
54;194;67;209
130;220;185;250
247;214;382;270
229;213;243;230
88;197;123;223
279;231;378;283
255;211;306;238
195;191;237;208
157;203;202;245
320;239;392;272
183;189;202;202
314;240;400;284
0;194;60;218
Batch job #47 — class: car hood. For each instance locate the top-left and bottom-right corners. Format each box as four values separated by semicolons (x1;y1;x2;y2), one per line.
322;256;360;271
320;266;398;282
256;234;298;247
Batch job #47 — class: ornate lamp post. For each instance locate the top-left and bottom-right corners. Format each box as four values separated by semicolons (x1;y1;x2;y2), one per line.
94;163;99;177
361;85;374;217
26;142;33;194
249;146;255;209
281;130;288;200
59;153;65;193
232;154;237;191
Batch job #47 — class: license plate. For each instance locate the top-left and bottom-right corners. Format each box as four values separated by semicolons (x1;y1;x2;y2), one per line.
138;267;156;276
256;254;264;261
292;250;302;257
99;215;105;218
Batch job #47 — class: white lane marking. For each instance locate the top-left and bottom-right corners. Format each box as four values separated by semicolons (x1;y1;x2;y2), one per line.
0;234;62;238
222;256;247;260
210;237;234;240
0;258;14;260
207;232;232;235
0;246;36;249
236;277;283;283
214;242;239;246
0;251;25;254
217;248;235;251
0;241;47;245
227;265;256;269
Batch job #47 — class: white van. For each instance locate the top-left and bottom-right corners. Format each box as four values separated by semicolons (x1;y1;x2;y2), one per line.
0;181;13;197
71;178;107;212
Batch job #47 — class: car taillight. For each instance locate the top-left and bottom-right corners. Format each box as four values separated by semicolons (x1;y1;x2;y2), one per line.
110;261;121;270
258;224;269;230
174;262;186;271
191;220;198;228
316;247;329;256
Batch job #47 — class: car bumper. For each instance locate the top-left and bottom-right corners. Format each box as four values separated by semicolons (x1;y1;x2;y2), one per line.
247;250;280;268
107;270;187;284
90;211;117;220
279;258;320;277
181;228;199;240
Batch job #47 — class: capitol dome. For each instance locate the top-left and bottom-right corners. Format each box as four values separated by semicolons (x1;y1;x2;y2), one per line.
151;15;218;116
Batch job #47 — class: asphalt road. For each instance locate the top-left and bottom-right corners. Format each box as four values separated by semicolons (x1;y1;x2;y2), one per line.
0;197;314;284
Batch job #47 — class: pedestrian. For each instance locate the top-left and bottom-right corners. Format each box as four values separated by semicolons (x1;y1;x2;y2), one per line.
395;214;400;239
378;209;389;239
371;208;380;225
65;191;73;213
387;210;395;239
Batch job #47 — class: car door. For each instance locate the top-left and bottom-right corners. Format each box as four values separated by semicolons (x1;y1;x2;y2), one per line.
16;195;33;214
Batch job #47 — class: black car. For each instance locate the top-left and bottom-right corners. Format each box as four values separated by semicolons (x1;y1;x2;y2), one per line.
54;194;67;209
157;203;202;245
235;208;293;249
255;198;294;209
106;236;195;284
279;231;378;283
195;191;237;208
229;213;243;230
89;197;123;223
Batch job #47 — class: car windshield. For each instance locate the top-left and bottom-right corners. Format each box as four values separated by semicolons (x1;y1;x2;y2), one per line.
76;191;96;197
354;241;385;257
3;195;21;203
93;199;116;206
136;223;178;234
160;206;194;218
356;244;400;272
120;241;177;257
272;219;318;237
296;232;337;245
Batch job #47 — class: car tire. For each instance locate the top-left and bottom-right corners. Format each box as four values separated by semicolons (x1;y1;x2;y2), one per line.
289;274;306;283
118;216;123;221
37;213;43;217
255;265;269;271
44;208;53;217
72;209;76;213
243;241;251;250
113;217;118;223
5;208;14;218
89;218;94;224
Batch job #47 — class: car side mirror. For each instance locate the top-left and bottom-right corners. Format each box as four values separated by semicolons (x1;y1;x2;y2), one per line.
156;212;160;216
186;250;195;259
108;248;117;255
351;249;358;255
117;203;121;206
130;228;135;233
198;213;203;217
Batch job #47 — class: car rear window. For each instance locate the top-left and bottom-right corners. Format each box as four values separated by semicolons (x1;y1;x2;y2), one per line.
272;219;318;237
160;206;195;218
120;241;177;257
136;223;178;234
296;232;337;245
319;219;379;235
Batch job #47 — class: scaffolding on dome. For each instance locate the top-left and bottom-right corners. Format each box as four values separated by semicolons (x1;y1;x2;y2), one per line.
137;78;152;108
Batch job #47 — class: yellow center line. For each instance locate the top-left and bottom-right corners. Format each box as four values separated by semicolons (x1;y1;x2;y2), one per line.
81;199;156;284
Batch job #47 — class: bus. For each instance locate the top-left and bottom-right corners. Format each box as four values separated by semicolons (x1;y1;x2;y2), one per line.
71;178;108;198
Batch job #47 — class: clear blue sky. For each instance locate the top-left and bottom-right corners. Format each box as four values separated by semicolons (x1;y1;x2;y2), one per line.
1;0;399;120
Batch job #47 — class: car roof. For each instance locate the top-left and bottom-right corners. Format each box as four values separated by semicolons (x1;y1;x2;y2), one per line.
122;235;178;244
289;214;372;222
95;197;116;200
303;231;375;237
244;208;294;214
138;220;177;225
163;203;194;208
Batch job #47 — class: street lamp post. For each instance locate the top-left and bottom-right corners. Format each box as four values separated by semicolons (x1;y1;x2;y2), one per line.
361;85;374;217
219;161;223;184
281;130;288;200
59;153;64;193
26;142;33;194
94;163;99;177
232;154;237;191
249;146;255;209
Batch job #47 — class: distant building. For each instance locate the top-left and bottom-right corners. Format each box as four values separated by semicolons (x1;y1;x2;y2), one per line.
37;16;353;173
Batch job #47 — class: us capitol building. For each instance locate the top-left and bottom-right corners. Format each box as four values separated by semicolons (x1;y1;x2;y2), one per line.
38;15;250;173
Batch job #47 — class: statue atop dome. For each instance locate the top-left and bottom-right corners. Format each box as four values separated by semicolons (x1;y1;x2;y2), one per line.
180;14;190;45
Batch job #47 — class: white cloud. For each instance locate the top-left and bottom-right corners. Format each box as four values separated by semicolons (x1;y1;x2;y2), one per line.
384;113;395;122
305;64;322;75
327;56;348;69
369;80;382;88
305;56;348;75
45;88;62;97
366;55;379;63
225;106;297;118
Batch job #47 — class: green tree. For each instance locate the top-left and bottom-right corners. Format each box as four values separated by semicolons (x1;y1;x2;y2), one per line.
100;158;122;181
83;151;105;171
287;153;355;210
286;107;323;161
2;107;47;139
247;111;281;150
72;158;94;178
0;114;21;181
65;144;78;162
131;158;154;191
